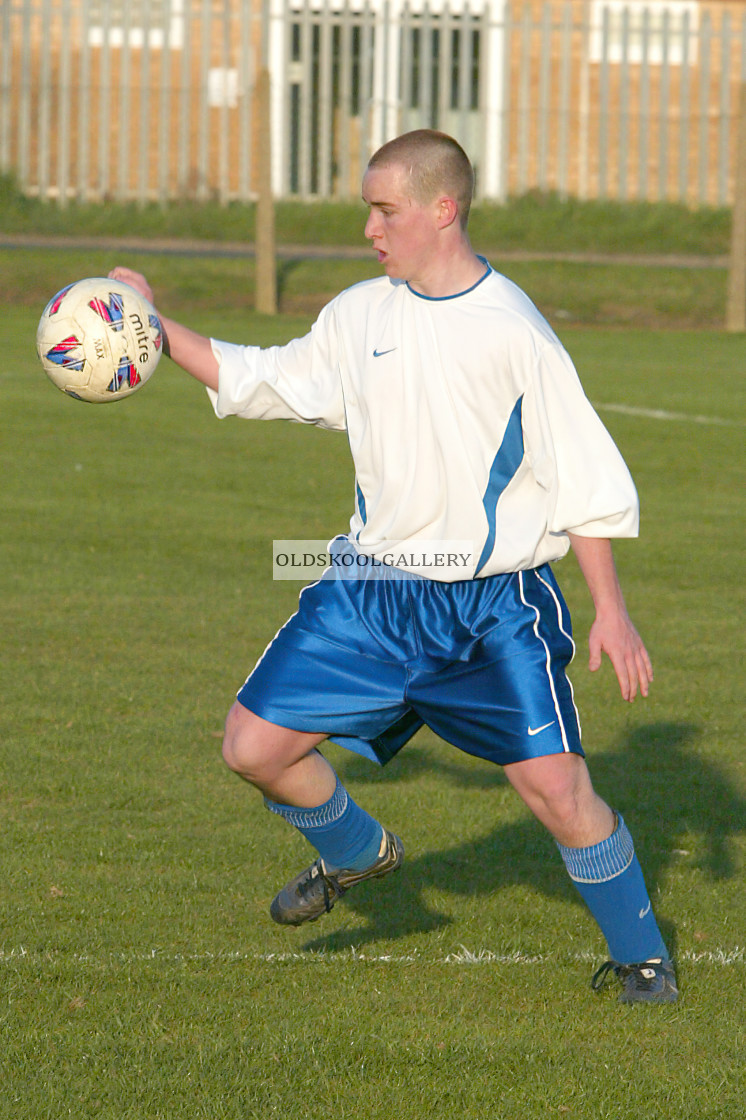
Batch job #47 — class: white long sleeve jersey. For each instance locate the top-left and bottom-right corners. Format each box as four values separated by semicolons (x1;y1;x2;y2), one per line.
208;265;639;581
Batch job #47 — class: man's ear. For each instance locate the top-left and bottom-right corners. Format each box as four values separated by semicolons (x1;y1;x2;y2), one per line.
435;196;460;229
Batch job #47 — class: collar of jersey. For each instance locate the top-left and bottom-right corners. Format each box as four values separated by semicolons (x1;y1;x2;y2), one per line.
405;255;492;301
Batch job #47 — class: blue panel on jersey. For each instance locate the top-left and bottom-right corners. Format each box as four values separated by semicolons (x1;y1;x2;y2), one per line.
475;395;525;576
356;481;367;525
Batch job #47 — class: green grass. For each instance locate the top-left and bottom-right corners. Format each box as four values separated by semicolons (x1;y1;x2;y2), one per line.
1;171;736;328
1;260;745;1118
0;171;733;255
0;245;732;329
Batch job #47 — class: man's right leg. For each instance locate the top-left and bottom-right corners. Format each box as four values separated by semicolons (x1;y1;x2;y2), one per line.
222;702;403;924
222;700;335;805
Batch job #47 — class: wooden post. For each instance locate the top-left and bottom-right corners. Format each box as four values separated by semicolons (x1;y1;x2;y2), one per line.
255;66;277;315
726;82;746;332
255;0;277;316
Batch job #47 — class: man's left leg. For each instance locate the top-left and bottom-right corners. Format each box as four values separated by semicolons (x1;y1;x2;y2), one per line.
505;753;677;1003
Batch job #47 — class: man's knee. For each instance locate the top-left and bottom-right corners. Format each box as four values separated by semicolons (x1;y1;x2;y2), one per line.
221;701;325;787
507;752;584;801
505;753;613;845
541;756;590;816
221;701;269;781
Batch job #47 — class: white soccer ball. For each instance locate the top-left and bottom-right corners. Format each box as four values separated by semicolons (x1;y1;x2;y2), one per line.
36;277;163;403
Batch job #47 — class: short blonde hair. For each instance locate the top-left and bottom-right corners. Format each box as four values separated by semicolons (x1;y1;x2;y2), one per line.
367;130;475;227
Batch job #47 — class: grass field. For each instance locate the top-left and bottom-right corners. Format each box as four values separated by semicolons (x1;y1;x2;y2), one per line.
1;250;745;1119
0;172;733;256
0;244;732;329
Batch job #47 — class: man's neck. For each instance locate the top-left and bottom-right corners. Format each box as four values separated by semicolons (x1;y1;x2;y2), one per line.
407;246;487;299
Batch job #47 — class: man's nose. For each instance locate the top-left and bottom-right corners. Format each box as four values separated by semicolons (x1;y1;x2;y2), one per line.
364;211;380;240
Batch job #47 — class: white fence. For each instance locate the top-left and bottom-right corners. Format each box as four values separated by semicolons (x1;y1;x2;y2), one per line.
2;0;746;205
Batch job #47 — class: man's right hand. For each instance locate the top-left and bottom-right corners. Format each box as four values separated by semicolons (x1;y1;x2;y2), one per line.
108;266;220;391
108;266;155;306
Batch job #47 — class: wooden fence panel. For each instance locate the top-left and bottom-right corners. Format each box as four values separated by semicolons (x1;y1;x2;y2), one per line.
1;0;746;205
0;0;259;203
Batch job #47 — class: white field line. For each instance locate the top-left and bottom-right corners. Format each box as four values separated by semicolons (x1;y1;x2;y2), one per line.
0;945;743;966
595;402;746;428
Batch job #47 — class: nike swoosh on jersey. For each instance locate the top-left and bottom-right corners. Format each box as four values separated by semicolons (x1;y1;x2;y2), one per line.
527;721;556;736
373;347;397;357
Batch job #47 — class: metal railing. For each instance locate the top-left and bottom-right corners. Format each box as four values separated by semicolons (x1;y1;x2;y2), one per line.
1;0;745;205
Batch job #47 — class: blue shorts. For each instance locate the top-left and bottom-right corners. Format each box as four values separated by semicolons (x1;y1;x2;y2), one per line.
238;550;583;768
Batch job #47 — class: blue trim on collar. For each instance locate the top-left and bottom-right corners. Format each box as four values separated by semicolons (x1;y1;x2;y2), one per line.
406;256;492;301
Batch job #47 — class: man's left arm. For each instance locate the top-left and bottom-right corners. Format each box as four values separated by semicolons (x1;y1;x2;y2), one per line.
567;533;653;703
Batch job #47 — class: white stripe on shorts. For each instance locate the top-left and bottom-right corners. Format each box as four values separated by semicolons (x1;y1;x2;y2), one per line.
518;570;578;753
535;567;582;744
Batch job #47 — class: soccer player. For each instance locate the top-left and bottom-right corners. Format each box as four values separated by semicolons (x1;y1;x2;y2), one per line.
110;129;677;1004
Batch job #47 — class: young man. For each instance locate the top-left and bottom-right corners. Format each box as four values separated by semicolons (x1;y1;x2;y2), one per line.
110;130;677;1003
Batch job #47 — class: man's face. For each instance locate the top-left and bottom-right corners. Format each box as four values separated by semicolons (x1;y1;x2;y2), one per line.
362;163;440;288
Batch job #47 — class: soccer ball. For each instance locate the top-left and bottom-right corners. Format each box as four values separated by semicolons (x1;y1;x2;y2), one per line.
36;277;163;403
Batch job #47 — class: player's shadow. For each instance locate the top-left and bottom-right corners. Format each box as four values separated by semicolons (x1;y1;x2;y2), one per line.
275;257;331;313
275;258;303;309
300;721;744;952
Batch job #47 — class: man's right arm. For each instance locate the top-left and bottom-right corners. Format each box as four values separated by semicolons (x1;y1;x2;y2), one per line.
108;267;219;392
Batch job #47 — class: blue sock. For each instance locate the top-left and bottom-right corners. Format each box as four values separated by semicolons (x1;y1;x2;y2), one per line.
265;776;384;871
557;813;668;964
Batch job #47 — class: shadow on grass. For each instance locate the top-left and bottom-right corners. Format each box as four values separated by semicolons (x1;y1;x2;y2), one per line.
300;721;744;951
276;256;303;304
